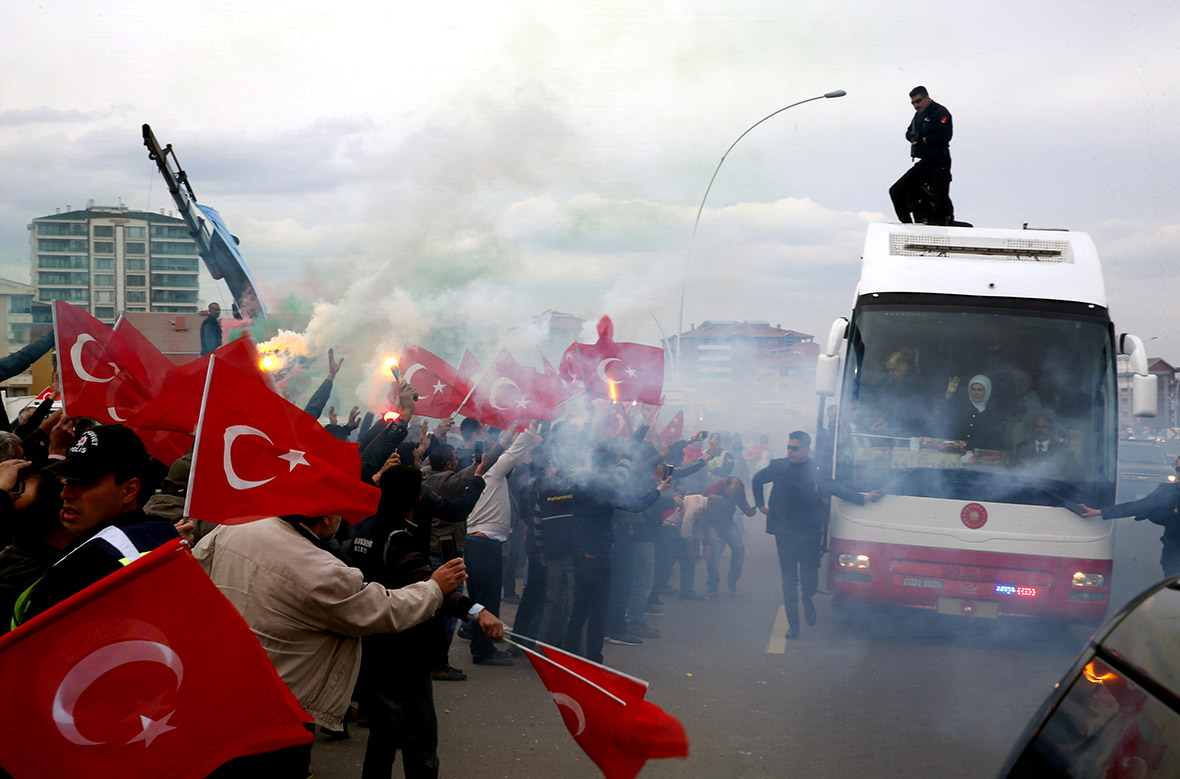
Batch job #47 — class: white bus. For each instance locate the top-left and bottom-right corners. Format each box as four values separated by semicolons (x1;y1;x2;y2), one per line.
815;223;1157;625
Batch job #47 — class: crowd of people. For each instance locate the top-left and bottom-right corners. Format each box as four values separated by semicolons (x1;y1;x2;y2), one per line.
15;338;1166;778
0;349;801;778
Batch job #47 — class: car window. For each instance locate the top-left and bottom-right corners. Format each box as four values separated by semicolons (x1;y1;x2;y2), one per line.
1103;584;1180;704
1007;654;1180;777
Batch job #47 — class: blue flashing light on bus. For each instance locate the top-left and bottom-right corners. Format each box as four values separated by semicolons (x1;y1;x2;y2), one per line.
995;585;1037;597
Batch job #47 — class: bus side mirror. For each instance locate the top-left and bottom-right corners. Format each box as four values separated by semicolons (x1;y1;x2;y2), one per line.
815;317;848;397
1119;333;1158;418
1133;374;1158;418
816;355;840;397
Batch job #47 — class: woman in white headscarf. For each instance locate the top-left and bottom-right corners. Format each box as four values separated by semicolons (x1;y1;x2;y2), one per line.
942;373;1004;449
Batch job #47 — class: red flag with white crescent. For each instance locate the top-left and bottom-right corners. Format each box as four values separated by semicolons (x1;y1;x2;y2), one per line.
522;646;644;779
126;336;269;437
521;641;688;779
111;316;180;396
54;301;150;423
457;349;482;384
0;539;311;778
560;316;664;405
53;302;190;463
186;356;380;524
398;344;471;419
461;350;566;430
660;410;684;449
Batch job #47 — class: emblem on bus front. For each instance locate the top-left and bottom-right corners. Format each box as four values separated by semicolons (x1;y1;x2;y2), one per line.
961;503;988;529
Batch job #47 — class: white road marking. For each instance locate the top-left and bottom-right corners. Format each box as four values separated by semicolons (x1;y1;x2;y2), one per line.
765;605;792;654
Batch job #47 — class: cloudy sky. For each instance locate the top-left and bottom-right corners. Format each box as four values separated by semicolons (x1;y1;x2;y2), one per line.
3;1;1180;378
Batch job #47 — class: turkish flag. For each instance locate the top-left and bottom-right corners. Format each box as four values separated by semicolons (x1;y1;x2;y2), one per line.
398;344;471;419
54;301;152;424
126;336;269;437
533;640;649;703
522;641;688;779
0;539;311;779
112;316;179;396
541;353;584;408
186;356;380;525
457;348;482;384
599;407;632;441
461;350;567;430
560;316;664;405
660;410;684;449
54;302;190;463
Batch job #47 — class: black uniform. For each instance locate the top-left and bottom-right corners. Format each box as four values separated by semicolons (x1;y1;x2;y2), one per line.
351;515;479;779
889;99;954;225
752;458;866;635
1098;482;1180;577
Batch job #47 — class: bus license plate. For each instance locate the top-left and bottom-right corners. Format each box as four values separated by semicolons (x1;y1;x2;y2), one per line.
937;597;999;619
902;577;943;589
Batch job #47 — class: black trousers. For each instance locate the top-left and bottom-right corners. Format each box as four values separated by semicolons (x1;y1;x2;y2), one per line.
360;669;439;779
606;523;634;636
890;159;953;225
464;536;503;661
775;529;822;630
1162;543;1180;578
564;554;610;663
513;549;548;638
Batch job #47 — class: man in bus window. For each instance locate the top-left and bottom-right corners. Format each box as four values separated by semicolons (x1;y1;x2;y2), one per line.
752;432;879;639
1080;458;1180;577
868;349;927;437
1013;415;1074;466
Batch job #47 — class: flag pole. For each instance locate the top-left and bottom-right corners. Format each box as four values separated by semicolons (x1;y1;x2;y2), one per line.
183;355;218;522
554;389;587;409
454;355;495;418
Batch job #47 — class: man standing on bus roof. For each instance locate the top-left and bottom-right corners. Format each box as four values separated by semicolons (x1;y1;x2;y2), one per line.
752;431;879;639
1079;457;1180;577
889;85;955;226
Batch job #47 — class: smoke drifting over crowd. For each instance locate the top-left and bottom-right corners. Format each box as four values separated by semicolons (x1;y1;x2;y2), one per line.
234;90;872;438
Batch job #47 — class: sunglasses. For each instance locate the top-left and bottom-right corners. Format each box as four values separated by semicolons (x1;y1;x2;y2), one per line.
911;98;924;105
787;445;802;452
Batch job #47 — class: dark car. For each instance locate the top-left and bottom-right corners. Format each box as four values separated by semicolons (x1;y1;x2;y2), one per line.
1000;577;1180;777
1118;440;1176;502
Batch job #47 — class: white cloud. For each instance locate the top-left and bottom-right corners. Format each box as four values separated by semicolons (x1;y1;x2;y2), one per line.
4;0;1180;377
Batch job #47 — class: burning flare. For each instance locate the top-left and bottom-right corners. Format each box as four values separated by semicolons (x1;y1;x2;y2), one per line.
1083;660;1117;685
608;379;618;404
383;411;400;422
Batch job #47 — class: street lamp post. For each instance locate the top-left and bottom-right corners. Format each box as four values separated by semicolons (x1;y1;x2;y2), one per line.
674;90;846;382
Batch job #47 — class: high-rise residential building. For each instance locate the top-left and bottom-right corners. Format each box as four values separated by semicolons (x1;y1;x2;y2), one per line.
0;277;36;395
28;202;201;324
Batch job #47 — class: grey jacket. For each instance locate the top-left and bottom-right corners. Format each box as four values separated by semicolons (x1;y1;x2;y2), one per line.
194;517;442;729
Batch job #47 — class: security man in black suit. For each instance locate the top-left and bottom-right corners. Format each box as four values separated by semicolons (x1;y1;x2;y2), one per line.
1080;456;1180;577
752;431;879;640
889;85;955;225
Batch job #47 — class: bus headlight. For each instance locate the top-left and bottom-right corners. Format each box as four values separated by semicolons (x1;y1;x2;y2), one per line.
1169;474;1176;483
837;553;871;570
1072;572;1106;588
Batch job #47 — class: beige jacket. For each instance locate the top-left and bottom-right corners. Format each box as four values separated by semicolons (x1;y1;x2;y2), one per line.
193;517;442;729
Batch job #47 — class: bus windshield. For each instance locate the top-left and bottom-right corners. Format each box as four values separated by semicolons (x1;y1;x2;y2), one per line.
835;303;1117;507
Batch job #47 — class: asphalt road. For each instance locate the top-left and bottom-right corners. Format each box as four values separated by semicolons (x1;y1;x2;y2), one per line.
309;515;1171;779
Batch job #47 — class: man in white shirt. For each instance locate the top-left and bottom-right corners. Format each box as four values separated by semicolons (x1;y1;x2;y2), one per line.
463;423;542;665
